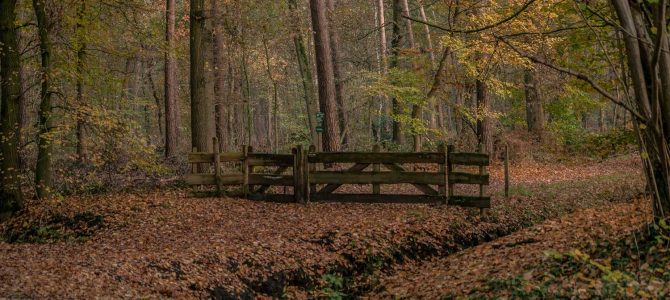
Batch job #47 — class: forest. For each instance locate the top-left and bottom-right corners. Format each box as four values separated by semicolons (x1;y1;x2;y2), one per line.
0;0;669;298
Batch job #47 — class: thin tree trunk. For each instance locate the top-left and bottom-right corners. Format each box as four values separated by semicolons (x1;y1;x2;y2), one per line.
377;0;390;140
212;0;227;152
391;0;405;145
190;0;211;155
33;0;54;199
309;0;340;152
0;0;24;217
165;0;179;158
476;79;491;154
288;0;318;145
327;0;348;147
262;35;280;152
75;0;87;164
524;69;544;135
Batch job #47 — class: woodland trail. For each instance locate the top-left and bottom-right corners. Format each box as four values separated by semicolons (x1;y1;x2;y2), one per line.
0;156;647;298
369;198;651;298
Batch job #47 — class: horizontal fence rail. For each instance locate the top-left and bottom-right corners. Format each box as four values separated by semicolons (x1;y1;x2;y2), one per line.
184;140;491;208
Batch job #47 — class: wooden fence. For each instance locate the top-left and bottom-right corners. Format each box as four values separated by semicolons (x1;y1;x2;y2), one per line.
185;141;491;208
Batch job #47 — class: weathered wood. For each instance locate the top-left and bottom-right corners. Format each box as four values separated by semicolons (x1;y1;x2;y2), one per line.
309;152;444;164
302;147;310;202
247;153;294;166
311;171;445;185
372;145;381;194
447;196;491;208
438;144;447;204
382;163;438;195
446;145;454;204
249;174;294;186
317;163;370;194
242;145;249;197
255;166;290;194
308;145;317;197
184;174;243;185
188;152;244;163
448;152;489;166
293;145;304;203
311;193;443;203
213;137;221;193
448;172;489;185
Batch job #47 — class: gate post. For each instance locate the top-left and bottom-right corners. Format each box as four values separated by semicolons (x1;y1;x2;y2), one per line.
213;137;221;194
242;145;249;198
372;144;381;194
438;144;447;204
446;145;454;205
308;145;316;200
293;145;305;203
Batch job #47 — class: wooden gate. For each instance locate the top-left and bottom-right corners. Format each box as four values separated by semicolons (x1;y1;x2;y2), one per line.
184;140;491;208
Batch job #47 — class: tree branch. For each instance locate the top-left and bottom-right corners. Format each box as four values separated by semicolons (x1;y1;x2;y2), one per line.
402;0;537;34
497;36;647;123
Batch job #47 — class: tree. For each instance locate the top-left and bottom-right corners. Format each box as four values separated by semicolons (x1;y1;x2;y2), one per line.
390;0;405;145
33;0;54;198
327;0;348;147
287;0;318;145
0;0;24;218
75;0;87;163
476;79;491;154
309;0;340;152
165;0;179;158
190;0;210;153
524;69;544;135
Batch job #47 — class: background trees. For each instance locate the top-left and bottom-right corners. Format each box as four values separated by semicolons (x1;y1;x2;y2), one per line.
0;0;662;216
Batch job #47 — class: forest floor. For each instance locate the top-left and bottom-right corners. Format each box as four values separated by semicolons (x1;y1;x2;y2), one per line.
0;155;649;299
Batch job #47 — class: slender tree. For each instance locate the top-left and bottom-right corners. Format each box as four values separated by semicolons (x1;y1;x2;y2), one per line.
476;79;491;154
165;0;179;157
75;0;87;163
211;0;227;152
190;0;211;153
309;0;340;152
391;0;405;145
287;0;318;145
524;69;544;135
0;0;24;218
33;0;54;198
326;0;348;147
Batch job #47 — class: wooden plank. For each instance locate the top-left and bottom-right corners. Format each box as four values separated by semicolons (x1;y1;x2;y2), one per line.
308;152;444;164
372;145;381;194
184;174;243;185
255;166;290;194
438;144;446;204
249;174;294;186
311;171;445;185
242;146;249;197
448;172;489;185
247;153;294;167
317;163;370;194
382;163;438;195
448;196;491;208
448;152;489;166
188;152;244;163
311;193;444;203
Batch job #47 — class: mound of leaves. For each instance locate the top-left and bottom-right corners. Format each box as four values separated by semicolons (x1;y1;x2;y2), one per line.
2;211;105;243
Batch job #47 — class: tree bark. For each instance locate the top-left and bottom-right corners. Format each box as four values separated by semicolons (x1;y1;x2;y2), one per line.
326;0;348;147
165;0;179;158
309;0;340;152
287;0;319;145
75;0;87;164
190;0;211;154
0;0;24;218
524;69;544;135
391;0;405;145
33;0;54;199
211;0;227;152
476;80;492;154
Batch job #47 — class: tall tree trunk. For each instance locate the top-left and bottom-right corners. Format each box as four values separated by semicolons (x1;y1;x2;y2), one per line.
327;0;348;147
391;0;405;145
400;0;423;151
33;0;54;199
287;0;318;145
262;35;280;152
476;80;491;154
524;69;544;135
190;0;210;154
309;0;340;152
0;0;24;218
75;0;87;164
377;0;390;141
165;0;179;158
211;0;227;152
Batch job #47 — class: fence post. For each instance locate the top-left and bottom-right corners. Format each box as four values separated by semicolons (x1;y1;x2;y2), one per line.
438;144;447;204
302;146;310;202
242;145;249;198
446;145;454;205
309;144;316;197
478;143;488;215
372;144;381;194
293;145;304;203
192;146;198;194
213;137;221;195
504;144;510;198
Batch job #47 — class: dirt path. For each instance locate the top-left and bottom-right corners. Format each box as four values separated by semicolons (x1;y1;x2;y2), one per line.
372;198;651;298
